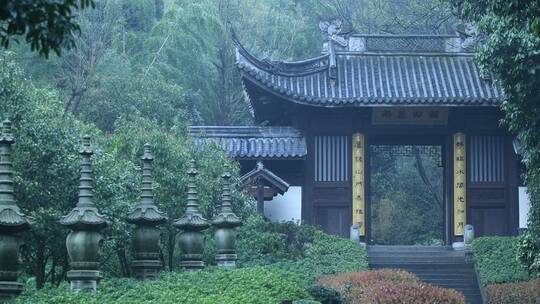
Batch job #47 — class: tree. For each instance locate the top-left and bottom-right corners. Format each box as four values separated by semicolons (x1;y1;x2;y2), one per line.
0;0;94;57
450;0;540;276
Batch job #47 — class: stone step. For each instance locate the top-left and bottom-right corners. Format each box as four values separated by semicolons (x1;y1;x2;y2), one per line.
367;245;455;252
369;256;467;263
367;246;483;304
369;263;475;270
422;278;479;285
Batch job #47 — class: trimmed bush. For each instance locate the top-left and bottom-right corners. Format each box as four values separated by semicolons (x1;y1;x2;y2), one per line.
316;269;465;304
317;269;419;295
360;281;466;304
472;237;531;285
237;215;368;279
14;266;310;304
485;279;540;304
277;230;368;279
317;269;420;303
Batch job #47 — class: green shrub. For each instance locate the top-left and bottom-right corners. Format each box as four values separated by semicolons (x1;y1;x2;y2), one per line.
519;169;540;277
485;279;540;304
237;215;368;279
472;237;531;285
274;230;368;279
236;215;314;265
15;266;310;304
307;284;341;304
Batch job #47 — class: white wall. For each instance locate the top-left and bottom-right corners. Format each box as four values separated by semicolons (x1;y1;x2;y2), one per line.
264;186;302;223
519;186;531;229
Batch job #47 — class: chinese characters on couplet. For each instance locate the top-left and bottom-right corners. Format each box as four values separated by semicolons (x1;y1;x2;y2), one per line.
453;133;467;236
352;133;365;236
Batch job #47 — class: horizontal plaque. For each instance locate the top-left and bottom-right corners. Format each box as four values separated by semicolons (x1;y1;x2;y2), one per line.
372;107;448;125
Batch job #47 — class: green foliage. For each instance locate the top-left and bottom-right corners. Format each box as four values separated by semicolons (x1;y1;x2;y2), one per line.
280;231;368;279
0;0;94;57
485;279;540;304
370;147;444;245
13;0;455;127
0;53;247;285
472;237;531;285
306;285;341;304
450;0;540;276
236;215;368;279
14;266;310;304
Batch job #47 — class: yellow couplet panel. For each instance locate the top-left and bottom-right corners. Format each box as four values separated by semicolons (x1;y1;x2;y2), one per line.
352;133;365;236
453;133;467;236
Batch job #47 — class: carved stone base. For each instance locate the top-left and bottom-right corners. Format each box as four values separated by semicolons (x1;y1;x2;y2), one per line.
0;281;23;300
216;254;237;268
67;270;101;292
179;260;205;271
452;241;466;250
132;260;162;280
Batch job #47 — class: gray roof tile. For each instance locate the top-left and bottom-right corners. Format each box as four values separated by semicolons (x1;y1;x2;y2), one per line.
236;36;502;107
189;126;306;159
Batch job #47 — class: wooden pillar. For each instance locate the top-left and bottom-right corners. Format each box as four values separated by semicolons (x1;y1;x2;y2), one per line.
453;132;467;248
352;133;366;241
256;178;264;215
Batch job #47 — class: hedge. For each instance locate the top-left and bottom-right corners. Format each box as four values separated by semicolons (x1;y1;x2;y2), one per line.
16;218;369;304
15;266;311;304
485;279;540;304
471;237;531;285
236;215;369;279
316;269;466;304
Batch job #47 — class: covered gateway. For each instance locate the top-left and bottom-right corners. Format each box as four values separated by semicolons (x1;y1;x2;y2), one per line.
190;25;523;247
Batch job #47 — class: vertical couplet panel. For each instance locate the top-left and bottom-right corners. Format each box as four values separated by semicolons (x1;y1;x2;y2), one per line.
352;133;365;236
453;133;467;236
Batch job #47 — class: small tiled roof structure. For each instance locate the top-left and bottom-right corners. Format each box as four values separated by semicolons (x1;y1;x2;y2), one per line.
239;161;290;196
235;34;502;108
189;126;307;159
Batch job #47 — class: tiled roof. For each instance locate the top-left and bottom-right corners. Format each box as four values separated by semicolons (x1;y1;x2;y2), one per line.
189;126;306;159
239;161;290;195
235;35;502;107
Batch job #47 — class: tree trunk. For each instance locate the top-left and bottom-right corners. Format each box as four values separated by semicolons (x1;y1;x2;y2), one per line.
35;242;46;290
116;246;131;277
167;230;175;271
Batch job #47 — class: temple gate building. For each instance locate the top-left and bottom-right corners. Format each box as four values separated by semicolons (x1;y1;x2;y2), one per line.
190;26;527;248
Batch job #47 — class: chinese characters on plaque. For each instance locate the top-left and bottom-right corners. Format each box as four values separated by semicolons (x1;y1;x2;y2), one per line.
352;133;365;236
453;133;466;236
372;107;449;125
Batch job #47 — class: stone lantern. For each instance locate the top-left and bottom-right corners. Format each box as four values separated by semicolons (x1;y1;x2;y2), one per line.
0;119;31;300
211;172;242;267
126;144;167;280
60;135;109;292
173;160;209;271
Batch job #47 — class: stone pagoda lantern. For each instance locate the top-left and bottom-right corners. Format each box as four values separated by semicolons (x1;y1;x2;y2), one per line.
211;172;242;267
60;135;109;292
0;119;31;300
173;160;209;271
126;144;167;280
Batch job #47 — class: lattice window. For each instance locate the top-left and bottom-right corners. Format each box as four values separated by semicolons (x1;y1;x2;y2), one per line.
470;135;505;183
314;135;349;182
370;145;442;166
365;37;445;52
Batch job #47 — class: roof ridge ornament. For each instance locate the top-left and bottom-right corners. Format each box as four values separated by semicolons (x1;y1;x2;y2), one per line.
456;22;479;52
319;20;348;48
319;20;349;84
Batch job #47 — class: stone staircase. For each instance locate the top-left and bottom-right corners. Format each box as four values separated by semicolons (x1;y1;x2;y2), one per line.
368;246;484;304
